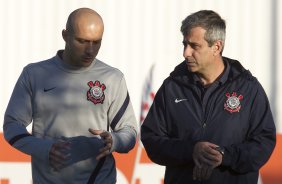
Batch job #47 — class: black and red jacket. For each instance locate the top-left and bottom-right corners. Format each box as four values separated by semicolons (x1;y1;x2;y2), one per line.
141;57;276;184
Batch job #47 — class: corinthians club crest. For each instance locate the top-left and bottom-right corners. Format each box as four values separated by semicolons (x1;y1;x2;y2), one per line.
87;80;106;105
224;92;243;113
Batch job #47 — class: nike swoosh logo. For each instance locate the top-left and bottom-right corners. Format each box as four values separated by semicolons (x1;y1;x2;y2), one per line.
44;87;56;92
175;98;188;103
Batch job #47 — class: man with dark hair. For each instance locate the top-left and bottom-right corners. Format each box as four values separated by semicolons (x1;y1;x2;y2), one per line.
141;10;276;184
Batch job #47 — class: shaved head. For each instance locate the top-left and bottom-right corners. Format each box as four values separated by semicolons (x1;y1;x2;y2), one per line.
66;8;104;34
62;8;104;67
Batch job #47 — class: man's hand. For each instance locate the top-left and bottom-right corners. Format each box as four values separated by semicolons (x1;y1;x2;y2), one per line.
193;142;222;167
193;164;213;181
49;141;71;171
89;128;113;160
192;142;223;181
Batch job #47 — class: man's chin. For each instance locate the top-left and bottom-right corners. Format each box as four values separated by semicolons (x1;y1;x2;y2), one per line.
187;66;197;72
82;58;94;66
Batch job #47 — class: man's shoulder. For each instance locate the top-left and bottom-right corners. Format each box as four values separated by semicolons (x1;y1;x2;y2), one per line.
223;56;257;83
24;56;56;71
94;59;124;77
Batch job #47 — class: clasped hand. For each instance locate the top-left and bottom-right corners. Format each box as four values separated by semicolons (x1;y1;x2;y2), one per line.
88;128;113;160
49;128;113;171
192;142;223;181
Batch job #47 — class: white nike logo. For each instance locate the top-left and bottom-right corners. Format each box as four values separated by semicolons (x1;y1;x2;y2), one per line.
175;98;188;103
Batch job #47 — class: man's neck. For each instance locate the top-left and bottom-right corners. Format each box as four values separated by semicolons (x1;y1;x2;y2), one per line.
198;59;225;86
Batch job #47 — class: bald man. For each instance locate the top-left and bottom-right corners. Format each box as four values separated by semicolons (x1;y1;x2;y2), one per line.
3;8;138;184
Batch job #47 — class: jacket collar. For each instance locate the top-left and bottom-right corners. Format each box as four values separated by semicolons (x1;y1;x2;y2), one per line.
169;56;252;87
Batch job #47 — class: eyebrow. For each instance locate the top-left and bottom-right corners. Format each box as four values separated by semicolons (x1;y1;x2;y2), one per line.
182;40;199;47
75;37;102;42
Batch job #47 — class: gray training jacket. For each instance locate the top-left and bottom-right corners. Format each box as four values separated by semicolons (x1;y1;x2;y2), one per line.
3;50;138;184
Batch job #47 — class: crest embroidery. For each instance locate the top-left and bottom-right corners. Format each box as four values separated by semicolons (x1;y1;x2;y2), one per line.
87;80;106;105
224;92;243;113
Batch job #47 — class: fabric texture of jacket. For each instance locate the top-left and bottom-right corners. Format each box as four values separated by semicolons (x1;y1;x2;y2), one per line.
141;57;276;184
3;50;138;184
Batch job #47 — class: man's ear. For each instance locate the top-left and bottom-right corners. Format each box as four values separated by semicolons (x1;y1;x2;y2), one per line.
213;40;224;56
62;29;67;41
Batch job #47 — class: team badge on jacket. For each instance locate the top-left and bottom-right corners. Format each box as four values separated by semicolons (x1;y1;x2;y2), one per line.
224;92;243;113
87;80;106;104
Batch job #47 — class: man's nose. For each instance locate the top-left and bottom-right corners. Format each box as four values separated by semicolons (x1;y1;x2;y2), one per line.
183;45;193;58
85;42;96;53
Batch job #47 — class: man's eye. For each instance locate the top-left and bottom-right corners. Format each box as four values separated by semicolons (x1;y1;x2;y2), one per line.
77;39;86;44
190;44;198;49
93;40;101;45
76;39;101;45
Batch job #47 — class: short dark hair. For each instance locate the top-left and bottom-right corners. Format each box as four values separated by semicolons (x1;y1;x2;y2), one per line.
181;10;226;48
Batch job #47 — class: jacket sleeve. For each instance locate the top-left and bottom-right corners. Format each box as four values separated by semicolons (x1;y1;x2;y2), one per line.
222;81;276;173
107;75;138;153
3;67;54;162
141;84;195;166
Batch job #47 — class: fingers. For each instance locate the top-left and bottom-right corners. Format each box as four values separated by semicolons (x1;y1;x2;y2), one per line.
201;165;213;180
204;167;213;180
96;142;111;160
200;151;221;166
193;142;222;167
193;165;201;181
49;141;71;171
202;146;222;168
193;165;213;181
88;128;104;135
89;129;113;160
89;129;112;144
193;157;201;168
96;148;110;160
89;129;112;140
